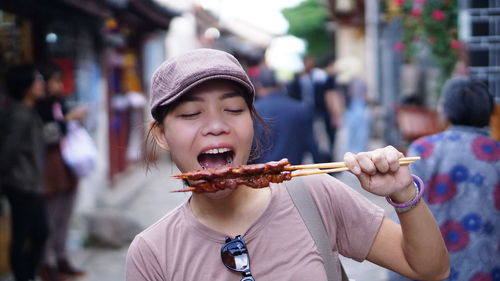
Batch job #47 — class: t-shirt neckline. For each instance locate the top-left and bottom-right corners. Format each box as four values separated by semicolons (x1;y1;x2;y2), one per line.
181;185;280;244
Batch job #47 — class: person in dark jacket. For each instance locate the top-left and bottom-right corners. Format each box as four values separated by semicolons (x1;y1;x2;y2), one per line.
253;66;322;164
0;64;49;281
287;56;334;161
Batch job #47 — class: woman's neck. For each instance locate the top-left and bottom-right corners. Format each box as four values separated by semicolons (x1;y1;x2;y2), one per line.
189;186;272;236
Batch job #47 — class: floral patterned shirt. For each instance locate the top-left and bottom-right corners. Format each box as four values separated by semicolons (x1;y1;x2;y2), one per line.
393;126;500;281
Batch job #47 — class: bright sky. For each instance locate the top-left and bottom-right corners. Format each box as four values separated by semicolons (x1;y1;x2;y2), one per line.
198;0;306;73
198;0;303;35
158;0;306;73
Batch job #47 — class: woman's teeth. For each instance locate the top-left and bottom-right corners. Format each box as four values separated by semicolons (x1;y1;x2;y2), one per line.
198;148;234;169
203;148;232;154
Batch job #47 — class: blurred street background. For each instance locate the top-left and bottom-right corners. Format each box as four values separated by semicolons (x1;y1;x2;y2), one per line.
0;0;499;280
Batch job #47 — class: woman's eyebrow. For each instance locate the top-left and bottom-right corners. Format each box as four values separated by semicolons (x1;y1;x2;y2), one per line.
177;95;202;104
221;91;244;100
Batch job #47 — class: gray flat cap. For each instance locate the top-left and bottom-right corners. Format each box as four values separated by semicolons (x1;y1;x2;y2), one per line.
150;48;255;120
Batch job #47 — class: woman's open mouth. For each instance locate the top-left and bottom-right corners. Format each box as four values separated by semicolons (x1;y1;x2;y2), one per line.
197;147;234;169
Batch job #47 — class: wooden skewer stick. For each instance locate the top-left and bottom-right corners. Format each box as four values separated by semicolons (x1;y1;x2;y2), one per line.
292;167;350;177
285;156;420;171
291;157;418;177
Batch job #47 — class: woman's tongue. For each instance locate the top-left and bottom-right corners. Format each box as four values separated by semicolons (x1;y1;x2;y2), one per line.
198;152;231;169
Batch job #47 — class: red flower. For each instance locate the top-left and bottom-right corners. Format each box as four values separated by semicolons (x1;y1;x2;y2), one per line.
394;42;405;52
411;8;422;18
470;273;493;281
450;40;461;49
427;174;457;204
440;221;469;252
472;136;500;162
394;0;404;6
411;137;434;159
432;10;445;21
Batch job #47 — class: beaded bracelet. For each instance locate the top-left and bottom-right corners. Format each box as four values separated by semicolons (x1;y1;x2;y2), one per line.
386;175;425;214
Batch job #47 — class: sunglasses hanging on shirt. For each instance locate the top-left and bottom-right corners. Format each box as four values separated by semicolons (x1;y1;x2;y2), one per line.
221;235;255;281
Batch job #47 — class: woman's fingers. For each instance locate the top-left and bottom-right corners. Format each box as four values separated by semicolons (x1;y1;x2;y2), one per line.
371;148;389;173
344;152;370;188
385;146;402;172
344;151;378;175
345;146;404;175
344;146;411;196
343;152;361;175
357;152;377;175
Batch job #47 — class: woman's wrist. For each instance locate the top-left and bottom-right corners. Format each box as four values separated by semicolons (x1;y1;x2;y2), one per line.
388;181;417;203
386;175;425;214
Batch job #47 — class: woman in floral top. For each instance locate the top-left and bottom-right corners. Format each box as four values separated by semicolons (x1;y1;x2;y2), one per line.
391;77;499;281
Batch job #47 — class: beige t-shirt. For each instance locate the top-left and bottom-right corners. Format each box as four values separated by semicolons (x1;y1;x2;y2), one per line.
126;174;384;281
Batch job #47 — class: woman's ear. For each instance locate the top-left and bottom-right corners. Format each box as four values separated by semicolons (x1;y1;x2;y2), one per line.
151;121;170;151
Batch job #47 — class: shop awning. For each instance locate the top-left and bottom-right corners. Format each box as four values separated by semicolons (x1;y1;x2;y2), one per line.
57;0;180;29
128;0;180;30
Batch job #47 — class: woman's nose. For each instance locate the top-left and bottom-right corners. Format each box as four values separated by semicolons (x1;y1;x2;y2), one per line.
201;112;230;136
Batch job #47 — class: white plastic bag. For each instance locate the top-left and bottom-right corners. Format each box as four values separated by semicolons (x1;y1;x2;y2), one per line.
61;121;97;178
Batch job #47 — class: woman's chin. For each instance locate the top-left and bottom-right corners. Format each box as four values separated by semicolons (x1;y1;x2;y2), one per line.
203;188;235;200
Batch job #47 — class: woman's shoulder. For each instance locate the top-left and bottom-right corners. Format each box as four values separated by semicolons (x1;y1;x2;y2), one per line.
297;173;354;204
299;173;383;212
289;173;385;260
2;102;29;118
300;173;347;193
135;202;188;243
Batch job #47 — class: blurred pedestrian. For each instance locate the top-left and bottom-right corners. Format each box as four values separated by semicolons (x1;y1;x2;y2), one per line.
390;77;500;281
335;57;371;154
0;64;49;281
252;66;321;164
287;56;332;162
35;63;87;281
321;55;343;160
288;56;317;109
126;48;449;281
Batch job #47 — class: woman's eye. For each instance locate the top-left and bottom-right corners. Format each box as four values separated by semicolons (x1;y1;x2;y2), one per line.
225;109;244;114
178;112;200;118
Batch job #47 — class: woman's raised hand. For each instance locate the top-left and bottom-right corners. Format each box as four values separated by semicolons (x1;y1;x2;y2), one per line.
343;146;415;202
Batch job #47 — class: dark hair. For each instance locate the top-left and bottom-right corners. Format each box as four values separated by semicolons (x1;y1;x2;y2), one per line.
5;63;38;101
40;62;62;82
254;67;278;88
441;77;494;127
316;53;336;69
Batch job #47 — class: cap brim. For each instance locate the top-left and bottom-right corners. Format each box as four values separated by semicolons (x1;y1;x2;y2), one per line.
153;74;254;117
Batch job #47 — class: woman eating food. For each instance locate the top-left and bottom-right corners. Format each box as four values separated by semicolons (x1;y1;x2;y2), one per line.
125;48;449;281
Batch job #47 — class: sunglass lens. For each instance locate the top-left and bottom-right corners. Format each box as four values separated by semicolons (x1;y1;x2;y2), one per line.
221;248;236;269
221;241;250;271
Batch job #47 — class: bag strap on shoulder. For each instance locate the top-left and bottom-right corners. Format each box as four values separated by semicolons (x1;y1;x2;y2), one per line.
285;177;349;281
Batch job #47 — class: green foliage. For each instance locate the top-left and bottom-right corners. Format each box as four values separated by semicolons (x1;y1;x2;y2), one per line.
282;0;333;58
